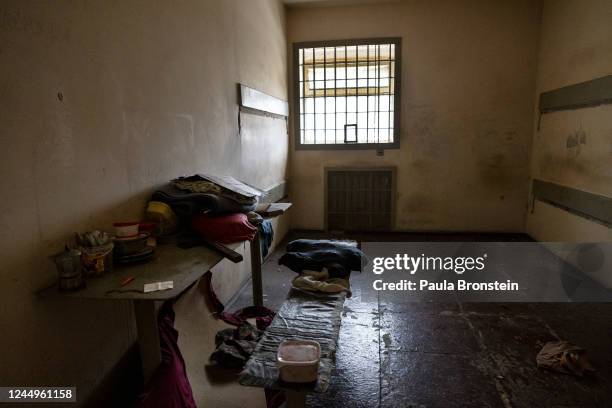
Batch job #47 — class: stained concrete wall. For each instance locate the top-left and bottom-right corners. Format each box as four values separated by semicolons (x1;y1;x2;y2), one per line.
287;0;542;232
0;0;287;403
526;0;612;242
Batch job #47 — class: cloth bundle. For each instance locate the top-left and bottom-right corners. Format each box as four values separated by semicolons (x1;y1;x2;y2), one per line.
152;185;255;221
292;268;351;296
279;239;367;279
191;213;258;244
210;323;263;368
173;174;261;206
536;340;595;376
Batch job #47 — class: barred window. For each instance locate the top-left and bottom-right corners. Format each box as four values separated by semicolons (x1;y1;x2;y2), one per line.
293;38;401;149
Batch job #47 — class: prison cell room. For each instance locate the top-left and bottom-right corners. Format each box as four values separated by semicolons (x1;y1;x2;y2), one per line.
1;0;611;407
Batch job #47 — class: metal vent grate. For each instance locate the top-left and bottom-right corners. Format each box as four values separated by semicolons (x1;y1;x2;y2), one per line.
326;168;395;232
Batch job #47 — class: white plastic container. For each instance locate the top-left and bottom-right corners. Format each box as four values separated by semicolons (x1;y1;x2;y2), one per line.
113;222;140;238
276;340;320;383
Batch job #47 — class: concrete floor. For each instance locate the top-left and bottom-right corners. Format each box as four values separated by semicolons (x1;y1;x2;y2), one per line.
228;232;612;408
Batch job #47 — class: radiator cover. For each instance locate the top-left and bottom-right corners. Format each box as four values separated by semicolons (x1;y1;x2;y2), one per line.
325;167;396;232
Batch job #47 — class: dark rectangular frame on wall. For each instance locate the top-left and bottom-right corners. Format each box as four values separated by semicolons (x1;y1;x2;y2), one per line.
292;37;402;150
324;166;397;232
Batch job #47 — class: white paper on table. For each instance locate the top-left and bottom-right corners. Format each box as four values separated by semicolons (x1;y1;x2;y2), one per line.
143;281;174;293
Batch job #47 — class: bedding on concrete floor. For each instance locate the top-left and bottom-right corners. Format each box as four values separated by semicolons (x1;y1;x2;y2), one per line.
229;232;612;408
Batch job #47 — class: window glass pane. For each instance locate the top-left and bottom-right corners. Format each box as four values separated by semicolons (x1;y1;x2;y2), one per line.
336;96;346;113
346;66;357;80
346;96;357;112
314;47;325;63
347;112;356;125
304;130;314;144
314;97;325;113
315;113;325;129
368;45;377;61
346;46;357;61
357;112;367;129
380;113;389;128
367;128;378;143
357;96;367;113
379;44;390;60
336;66;346;80
304;48;314;64
326;113;336;131
379;96;389;111
304;98;314;114
325;128;335;144
357;45;368;62
368;111;378;129
357;127;367;143
315;129;325;144
335;129;344;143
304;114;314;130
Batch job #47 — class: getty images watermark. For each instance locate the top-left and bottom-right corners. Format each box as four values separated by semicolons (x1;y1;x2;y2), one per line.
360;242;612;302
371;252;519;292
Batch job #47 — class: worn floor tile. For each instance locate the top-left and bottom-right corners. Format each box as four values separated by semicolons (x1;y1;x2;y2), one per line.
308;311;381;408
380;311;479;355
380;351;504;408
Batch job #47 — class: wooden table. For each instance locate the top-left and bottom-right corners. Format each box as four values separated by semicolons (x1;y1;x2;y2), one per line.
39;203;291;383
39;241;257;382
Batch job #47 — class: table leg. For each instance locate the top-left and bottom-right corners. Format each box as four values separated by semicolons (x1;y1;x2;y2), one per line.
250;231;264;307
133;300;161;383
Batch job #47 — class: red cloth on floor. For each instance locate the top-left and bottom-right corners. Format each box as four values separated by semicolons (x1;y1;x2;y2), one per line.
138;302;196;408
202;271;274;330
191;213;257;244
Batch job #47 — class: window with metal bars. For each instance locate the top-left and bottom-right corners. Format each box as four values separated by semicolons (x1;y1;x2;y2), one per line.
293;38;401;150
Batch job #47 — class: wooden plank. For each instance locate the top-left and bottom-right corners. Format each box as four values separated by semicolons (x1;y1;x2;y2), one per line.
250;232;264;307
260;180;289;204
239;84;288;117
532;179;612;226
539;75;612;113
39;242;244;300
255;202;292;217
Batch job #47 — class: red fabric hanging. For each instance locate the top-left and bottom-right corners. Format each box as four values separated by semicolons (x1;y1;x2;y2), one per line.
202;271;274;330
138;302;196;408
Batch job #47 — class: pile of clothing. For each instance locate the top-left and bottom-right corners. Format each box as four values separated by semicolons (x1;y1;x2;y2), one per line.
210;323;264;368
152;174;262;223
148;174;273;245
203;271;275;369
279;239;368;295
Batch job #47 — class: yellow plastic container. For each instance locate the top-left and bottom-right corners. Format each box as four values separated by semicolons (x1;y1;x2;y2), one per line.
145;201;178;235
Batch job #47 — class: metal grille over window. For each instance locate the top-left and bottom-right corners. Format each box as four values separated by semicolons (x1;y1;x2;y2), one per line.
294;38;401;148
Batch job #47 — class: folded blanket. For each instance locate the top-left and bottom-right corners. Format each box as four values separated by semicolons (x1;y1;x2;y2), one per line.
292;268;351;296
152;185;255;219
172;174;261;206
279;239;368;278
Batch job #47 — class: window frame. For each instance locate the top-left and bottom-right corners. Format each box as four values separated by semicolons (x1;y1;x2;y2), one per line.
293;37;402;151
